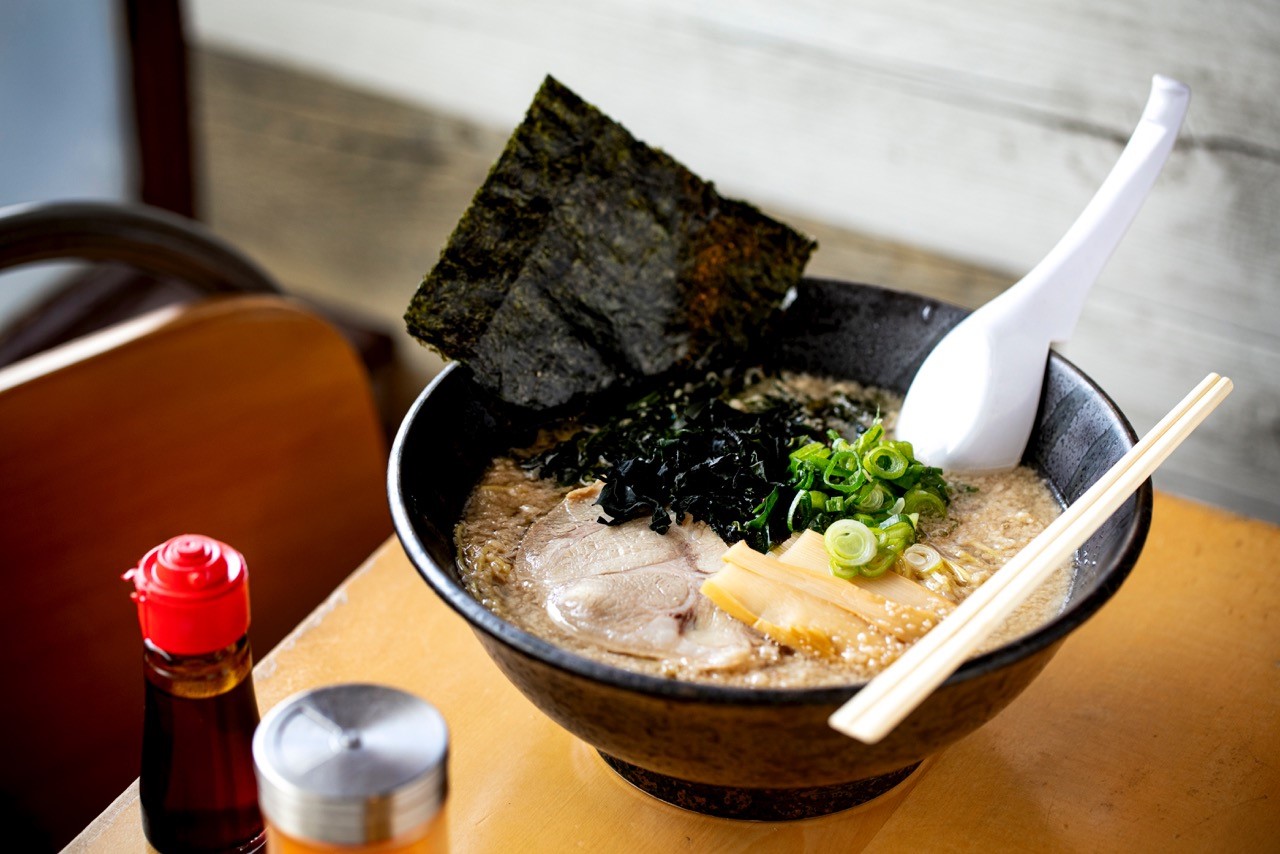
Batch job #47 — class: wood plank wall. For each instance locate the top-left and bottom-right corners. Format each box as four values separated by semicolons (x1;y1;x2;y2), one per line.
189;0;1280;523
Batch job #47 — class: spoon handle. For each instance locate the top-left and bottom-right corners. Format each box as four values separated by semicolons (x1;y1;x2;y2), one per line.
1006;75;1190;341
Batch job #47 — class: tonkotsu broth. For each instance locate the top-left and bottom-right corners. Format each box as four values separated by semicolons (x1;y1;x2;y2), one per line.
455;373;1073;688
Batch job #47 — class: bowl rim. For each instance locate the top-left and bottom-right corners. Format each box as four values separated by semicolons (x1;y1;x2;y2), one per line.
388;282;1153;707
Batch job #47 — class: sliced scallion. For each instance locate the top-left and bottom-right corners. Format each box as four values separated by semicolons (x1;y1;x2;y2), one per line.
902;487;947;517
786;489;810;532
863;444;909;479
902;543;945;576
823;518;878;571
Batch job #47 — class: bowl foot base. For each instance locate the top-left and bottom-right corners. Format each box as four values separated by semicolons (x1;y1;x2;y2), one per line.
598;752;921;821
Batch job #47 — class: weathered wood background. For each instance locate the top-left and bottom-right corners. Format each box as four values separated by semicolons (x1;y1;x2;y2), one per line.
189;0;1280;523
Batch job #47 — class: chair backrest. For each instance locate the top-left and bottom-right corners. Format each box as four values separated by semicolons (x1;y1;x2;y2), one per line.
0;295;391;849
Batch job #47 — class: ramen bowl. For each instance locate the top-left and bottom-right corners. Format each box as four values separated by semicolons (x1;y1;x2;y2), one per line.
389;278;1152;820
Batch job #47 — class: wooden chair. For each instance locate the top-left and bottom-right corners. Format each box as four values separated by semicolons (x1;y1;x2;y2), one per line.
0;205;392;849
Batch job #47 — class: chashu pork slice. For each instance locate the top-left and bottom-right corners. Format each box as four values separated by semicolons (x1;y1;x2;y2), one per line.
515;482;761;670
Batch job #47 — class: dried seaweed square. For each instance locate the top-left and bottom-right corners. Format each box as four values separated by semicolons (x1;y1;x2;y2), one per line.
405;75;815;409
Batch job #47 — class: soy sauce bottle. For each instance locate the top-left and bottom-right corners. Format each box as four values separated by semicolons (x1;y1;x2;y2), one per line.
124;535;266;853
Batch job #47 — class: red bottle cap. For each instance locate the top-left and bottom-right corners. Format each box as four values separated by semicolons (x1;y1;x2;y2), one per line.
124;534;251;655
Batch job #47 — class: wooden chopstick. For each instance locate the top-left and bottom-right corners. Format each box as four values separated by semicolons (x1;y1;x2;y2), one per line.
829;373;1233;744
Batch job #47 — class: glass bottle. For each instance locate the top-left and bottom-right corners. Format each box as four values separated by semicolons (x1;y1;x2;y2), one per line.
124;534;266;853
253;684;449;853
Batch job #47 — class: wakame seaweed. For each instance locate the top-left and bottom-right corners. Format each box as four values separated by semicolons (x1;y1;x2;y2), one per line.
404;76;816;410
522;372;884;553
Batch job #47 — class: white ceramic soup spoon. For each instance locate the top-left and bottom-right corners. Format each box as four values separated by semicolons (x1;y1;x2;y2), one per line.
896;74;1190;472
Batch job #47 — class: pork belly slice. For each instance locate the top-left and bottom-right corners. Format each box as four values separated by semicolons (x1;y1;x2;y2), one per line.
515;482;761;670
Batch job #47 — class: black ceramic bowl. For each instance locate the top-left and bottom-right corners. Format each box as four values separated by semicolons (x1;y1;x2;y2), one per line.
389;279;1152;820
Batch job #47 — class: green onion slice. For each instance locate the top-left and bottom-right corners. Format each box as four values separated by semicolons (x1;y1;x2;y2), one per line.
829;560;859;580
863;444;909;479
822;464;865;494
786;489;810;532
902;487;947;517
853;423;884;454
823;518;878;572
902;543;945;576
859;552;897;578
852;482;889;512
745;488;779;531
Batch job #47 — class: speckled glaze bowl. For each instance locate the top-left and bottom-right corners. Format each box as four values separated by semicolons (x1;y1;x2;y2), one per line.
389;279;1152;820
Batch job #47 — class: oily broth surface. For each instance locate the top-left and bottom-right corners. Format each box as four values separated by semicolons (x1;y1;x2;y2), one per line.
454;374;1073;688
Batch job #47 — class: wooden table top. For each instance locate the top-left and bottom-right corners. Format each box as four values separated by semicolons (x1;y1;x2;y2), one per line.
69;492;1280;852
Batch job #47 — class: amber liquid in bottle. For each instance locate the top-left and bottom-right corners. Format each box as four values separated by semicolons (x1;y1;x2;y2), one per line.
140;635;266;853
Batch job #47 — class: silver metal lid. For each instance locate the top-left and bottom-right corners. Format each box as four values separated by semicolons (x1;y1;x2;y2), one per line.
253;684;448;844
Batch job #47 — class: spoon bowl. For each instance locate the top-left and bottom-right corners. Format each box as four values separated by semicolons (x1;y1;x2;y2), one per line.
897;74;1190;472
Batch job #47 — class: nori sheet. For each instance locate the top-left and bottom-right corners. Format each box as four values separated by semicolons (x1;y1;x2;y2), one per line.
404;75;816;410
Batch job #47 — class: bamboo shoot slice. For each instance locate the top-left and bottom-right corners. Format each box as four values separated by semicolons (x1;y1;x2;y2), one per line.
700;560;897;663
779;531;952;615
722;542;941;642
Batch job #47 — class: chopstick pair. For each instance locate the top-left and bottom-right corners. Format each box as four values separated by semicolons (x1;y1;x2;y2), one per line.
828;372;1233;744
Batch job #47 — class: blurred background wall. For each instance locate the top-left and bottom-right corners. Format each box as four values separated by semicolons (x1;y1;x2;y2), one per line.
186;0;1280;522
0;1;133;319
